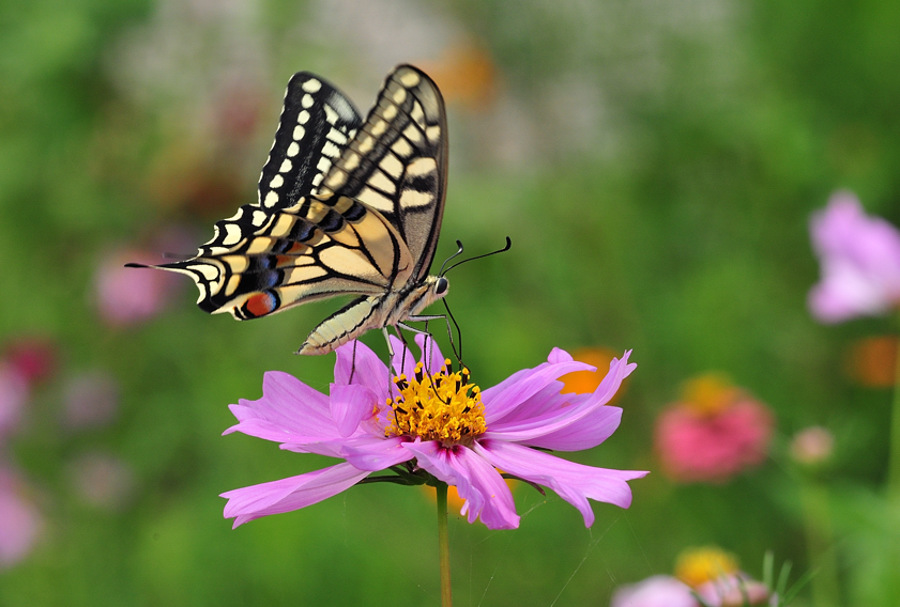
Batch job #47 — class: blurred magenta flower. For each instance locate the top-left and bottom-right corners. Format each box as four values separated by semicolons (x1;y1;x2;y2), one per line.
808;191;900;323
3;337;57;387
610;575;698;607
0;364;29;440
94;247;181;327
222;336;646;529
0;466;42;569
654;375;773;483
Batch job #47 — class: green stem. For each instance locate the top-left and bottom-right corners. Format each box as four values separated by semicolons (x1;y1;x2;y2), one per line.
800;479;839;607
889;320;900;500
436;483;452;607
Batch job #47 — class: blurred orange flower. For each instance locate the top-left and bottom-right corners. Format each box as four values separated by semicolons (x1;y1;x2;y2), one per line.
423;42;498;109
844;335;898;388
560;347;624;399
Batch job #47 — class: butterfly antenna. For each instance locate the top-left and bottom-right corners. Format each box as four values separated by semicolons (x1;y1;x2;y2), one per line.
437;241;466;276
441;237;512;276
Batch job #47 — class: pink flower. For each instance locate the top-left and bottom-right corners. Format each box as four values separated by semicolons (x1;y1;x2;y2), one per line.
222;336;647;529
808;191;900;322
3;337;57;387
94;248;181;327
696;573;774;606
611;575;698;607
654;375;773;483
789;426;834;466
0;467;42;569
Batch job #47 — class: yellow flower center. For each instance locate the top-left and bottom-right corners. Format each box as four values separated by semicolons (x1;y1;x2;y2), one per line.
385;359;486;445
675;545;740;587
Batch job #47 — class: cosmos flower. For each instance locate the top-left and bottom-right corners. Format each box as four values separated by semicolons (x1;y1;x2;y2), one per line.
613;546;775;607
808;191;900;323
654;374;773;484
221;336;646;529
610;575;697;607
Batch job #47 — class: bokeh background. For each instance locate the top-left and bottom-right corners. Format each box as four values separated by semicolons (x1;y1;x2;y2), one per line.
3;0;900;605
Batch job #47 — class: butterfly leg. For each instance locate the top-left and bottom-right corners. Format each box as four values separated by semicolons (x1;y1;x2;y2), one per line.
400;313;458;367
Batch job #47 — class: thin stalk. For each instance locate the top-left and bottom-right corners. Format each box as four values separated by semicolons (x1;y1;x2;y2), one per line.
436;483;452;607
889;318;900;499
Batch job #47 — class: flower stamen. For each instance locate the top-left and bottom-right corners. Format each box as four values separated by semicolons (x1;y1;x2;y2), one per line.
386;359;486;445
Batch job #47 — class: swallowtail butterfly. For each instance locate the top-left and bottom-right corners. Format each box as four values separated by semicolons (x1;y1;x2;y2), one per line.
130;65;449;355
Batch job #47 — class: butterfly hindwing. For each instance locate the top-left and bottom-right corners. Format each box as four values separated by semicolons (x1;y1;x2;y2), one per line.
258;72;362;210
161;195;409;318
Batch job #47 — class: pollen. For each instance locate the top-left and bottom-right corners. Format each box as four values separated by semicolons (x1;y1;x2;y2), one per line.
385;359;486;445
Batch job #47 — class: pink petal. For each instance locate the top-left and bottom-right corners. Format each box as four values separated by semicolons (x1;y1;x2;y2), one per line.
221;462;369;528
404;441;520;529
808;192;900;322
225;371;333;440
339;435;413;471
389;334;446;379
334;340;391;400
477;440;647;527
329;383;378;437
611;575;698;607
486;353;635;449
482;359;592;424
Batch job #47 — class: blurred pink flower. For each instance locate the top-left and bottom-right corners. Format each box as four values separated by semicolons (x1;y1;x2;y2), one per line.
0;467;42;569
0;364;29;440
94;248;181;326
696;573;774;606
222;336;646;529
789;426;834;466
61;371;119;431
610;575;698;607
3;337;57;387
655;375;774;483
808;191;900;323
67;451;135;510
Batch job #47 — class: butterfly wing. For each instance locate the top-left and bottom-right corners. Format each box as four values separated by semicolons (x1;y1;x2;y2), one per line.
257;72;362;209
153;195;409;320
315;64;448;283
133;66;447;333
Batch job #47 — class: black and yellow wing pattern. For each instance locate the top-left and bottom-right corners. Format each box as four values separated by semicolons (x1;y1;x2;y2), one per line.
131;65;449;355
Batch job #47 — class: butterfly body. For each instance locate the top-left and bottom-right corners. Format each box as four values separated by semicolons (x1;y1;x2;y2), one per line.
130;65;449;355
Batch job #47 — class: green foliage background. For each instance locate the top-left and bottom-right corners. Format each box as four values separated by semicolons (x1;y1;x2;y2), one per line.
2;0;899;605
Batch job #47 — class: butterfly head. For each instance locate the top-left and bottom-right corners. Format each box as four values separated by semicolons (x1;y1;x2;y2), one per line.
414;275;449;313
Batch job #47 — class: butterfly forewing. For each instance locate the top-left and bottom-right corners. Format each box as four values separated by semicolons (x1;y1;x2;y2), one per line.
316;65;447;281
257;73;362;210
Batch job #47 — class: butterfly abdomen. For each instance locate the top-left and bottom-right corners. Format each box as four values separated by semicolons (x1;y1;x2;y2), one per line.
298;274;449;355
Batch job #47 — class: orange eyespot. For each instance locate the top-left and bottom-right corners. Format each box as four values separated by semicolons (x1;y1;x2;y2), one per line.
242;292;278;318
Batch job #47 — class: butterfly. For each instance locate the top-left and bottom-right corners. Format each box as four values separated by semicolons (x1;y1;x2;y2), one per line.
129;65;449;355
